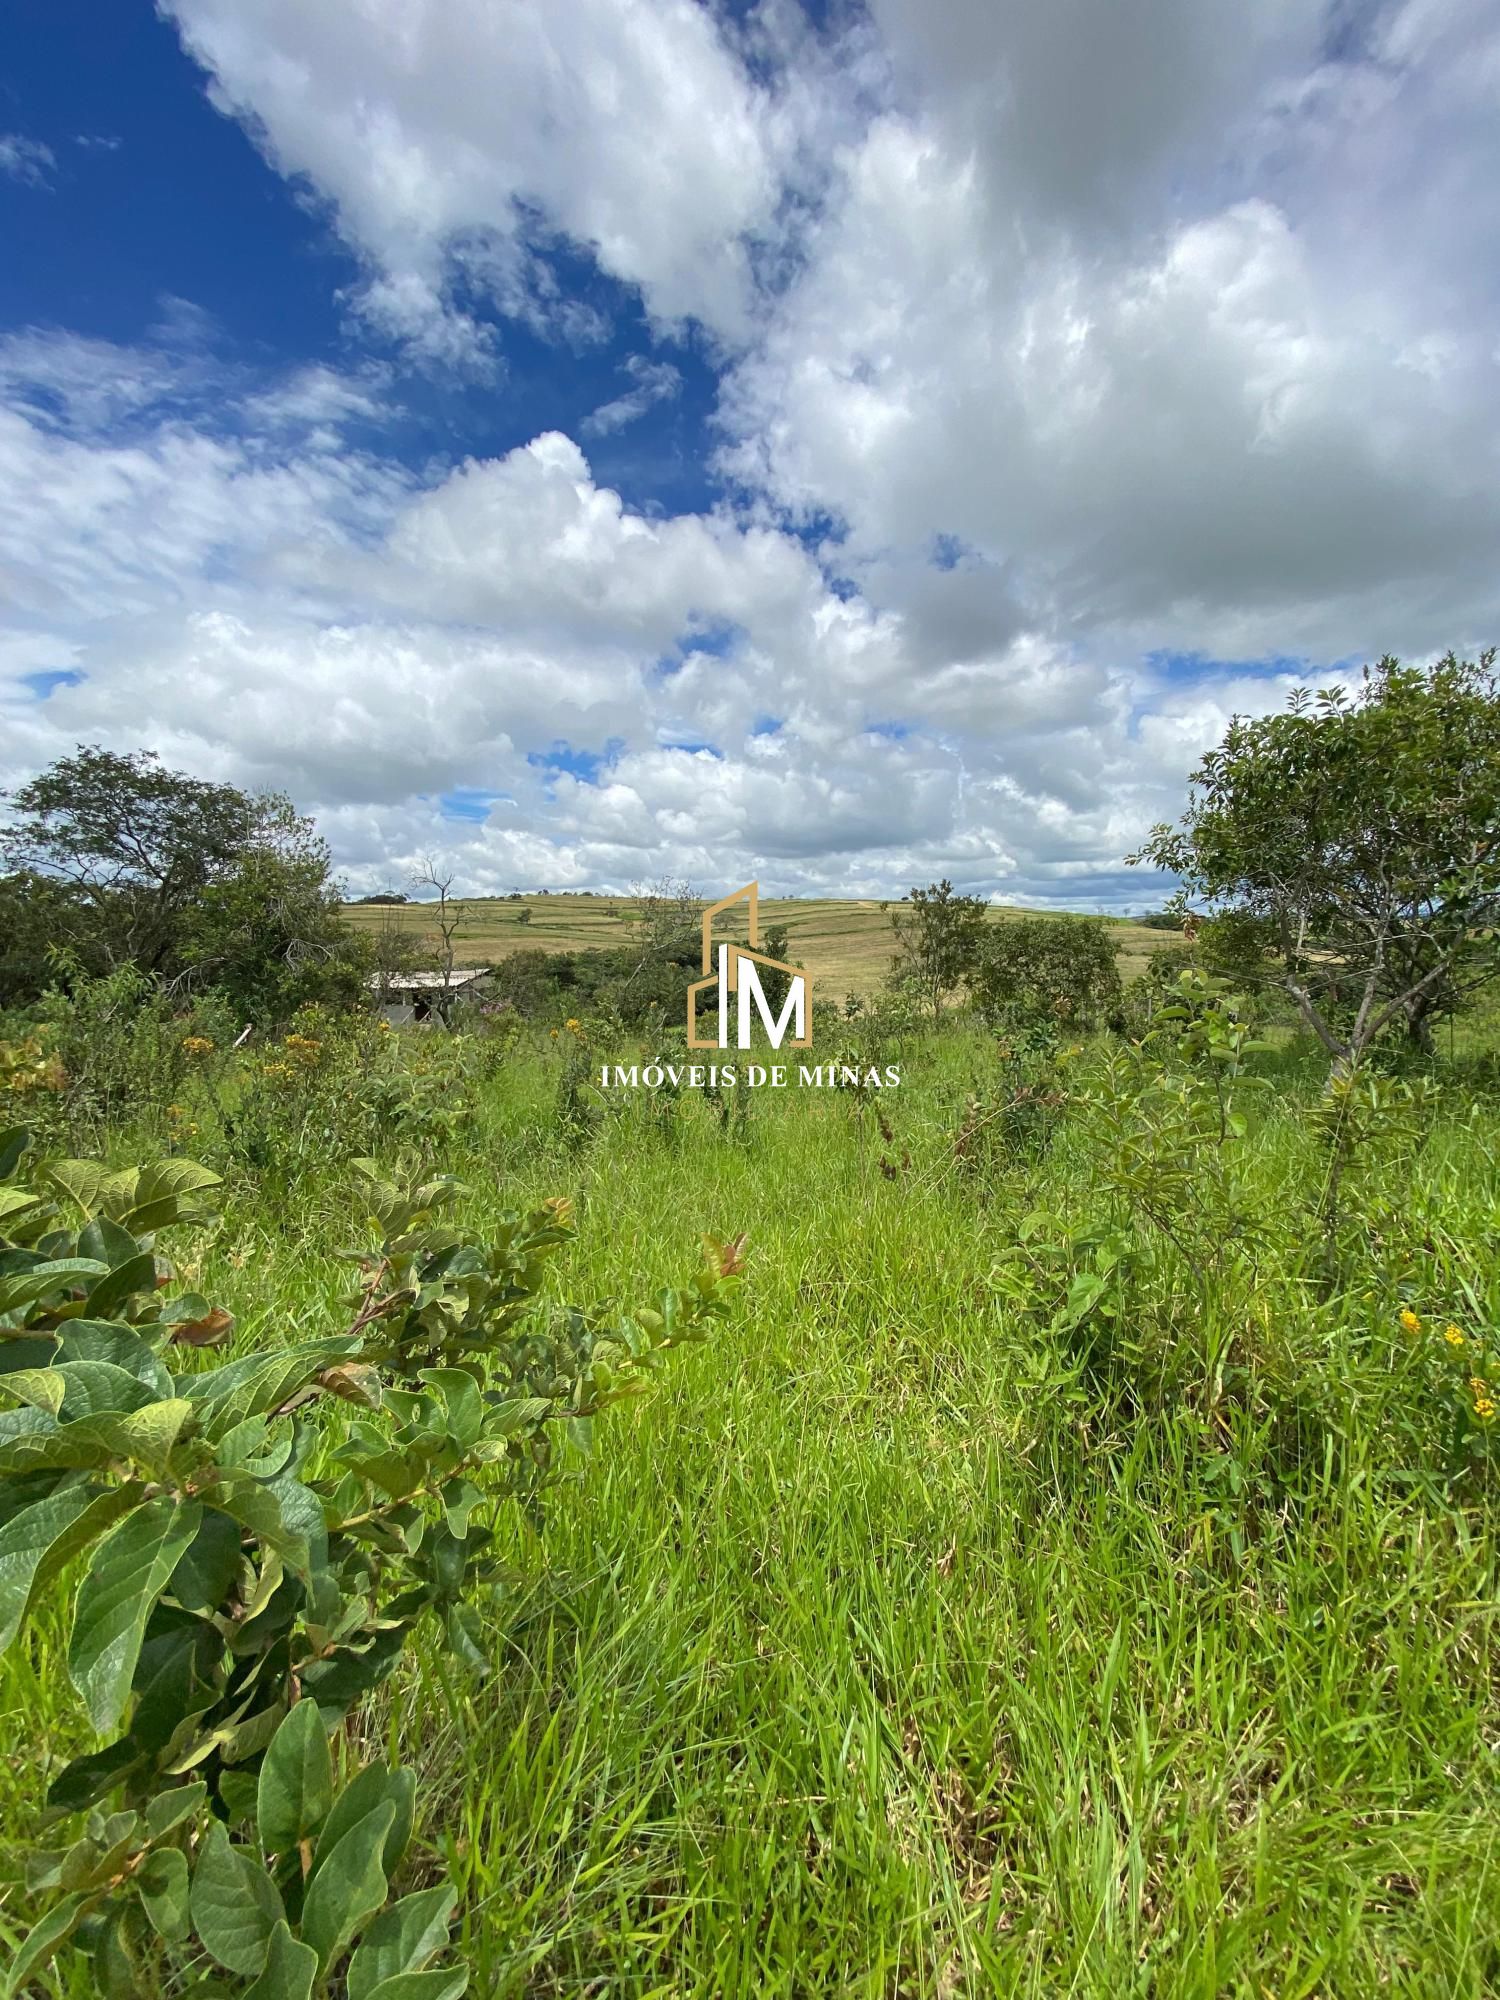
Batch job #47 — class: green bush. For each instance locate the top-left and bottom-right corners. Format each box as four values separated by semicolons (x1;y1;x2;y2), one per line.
27;968;239;1148
971;915;1123;1031
0;1126;743;1993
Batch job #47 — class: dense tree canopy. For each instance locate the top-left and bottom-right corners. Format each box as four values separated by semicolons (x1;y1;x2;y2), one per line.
1135;653;1500;1068
971;915;1123;1029
0;747;369;1021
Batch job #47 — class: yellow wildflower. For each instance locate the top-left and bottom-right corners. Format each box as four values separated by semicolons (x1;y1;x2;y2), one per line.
1399;1309;1422;1335
180;1035;215;1056
1475;1398;1496;1420
1445;1327;1465;1348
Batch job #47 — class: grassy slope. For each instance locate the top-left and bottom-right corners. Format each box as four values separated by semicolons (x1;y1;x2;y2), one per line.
342;894;1177;999
5;1029;1499;1996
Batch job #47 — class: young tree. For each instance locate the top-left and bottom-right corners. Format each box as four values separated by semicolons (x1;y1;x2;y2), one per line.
889;879;989;1018
971;914;1123;1028
1134;653;1500;1070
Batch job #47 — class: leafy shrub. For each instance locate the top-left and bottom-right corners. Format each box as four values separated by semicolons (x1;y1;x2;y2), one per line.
0;1032;69;1149
218;1007;511;1189
953;1026;1071;1179
1393;1305;1500;1479
0;1127;743;1993
971;915;1123;1031
1078;971;1274;1293
27;967;238;1146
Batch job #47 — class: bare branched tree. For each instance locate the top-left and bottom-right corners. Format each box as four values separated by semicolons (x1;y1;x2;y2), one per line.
411;858;470;1023
622;875;702;992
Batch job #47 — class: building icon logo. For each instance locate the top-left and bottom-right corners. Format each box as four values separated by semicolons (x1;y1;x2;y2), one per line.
687;882;812;1050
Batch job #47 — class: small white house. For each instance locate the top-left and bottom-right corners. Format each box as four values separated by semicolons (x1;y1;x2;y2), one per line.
369;968;492;1027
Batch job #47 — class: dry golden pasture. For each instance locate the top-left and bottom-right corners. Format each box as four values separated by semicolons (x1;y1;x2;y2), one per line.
343;893;1177;1001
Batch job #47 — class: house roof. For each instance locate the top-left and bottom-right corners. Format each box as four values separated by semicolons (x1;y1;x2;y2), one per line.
366;969;489;991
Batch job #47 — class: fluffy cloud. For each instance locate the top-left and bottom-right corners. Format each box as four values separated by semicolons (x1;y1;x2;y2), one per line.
721;3;1500;665
4;0;1497;912
162;0;786;347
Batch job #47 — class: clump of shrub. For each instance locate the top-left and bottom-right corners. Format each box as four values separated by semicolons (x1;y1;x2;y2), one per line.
953;1024;1071;1179
0;1127;744;1992
971;914;1123;1032
217;1007;516;1190
16;967;238;1148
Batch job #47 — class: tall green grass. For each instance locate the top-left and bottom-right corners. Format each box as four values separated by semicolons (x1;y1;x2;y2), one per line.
4;1025;1498;1996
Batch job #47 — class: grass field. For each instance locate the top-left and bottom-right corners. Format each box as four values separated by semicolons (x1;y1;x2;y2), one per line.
5;1013;1499;1996
342;894;1178;1000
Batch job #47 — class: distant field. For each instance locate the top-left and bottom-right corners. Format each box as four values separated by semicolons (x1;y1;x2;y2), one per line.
343;893;1179;1000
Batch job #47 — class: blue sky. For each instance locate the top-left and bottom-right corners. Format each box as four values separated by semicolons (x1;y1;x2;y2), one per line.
1;0;1496;907
0;0;724;517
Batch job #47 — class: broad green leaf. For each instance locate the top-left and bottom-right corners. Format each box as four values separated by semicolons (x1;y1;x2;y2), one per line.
0;1366;66;1415
346;1886;458;2000
189;1821;286;1977
57;1320;174;1398
0;1406;54;1448
263;1468;329;1582
201;1481;310;1582
0;1186;44;1226
68;1495;203;1729
242;1920;318;2000
300;1625;408;1718
180;1341;359;1434
144;1778;208;1839
418;1369;482;1445
218;1701;285;1766
0;1398;194;1479
169;1507;245;1612
136;1844;191;1941
134;1631;225;1763
360;1973;469;2000
45;1737;144;1813
309;1763;414;1885
2;1887;96;1996
300;1800;396;1972
0;1258;109;1319
78;1214;145;1269
58;1809;139;1891
257;1697;334;1860
482;1396;553;1437
119;1158;224;1236
0;1334;57;1376
84;1251;161;1321
43;1159;133;1220
51;1359;160;1418
219;1767;260;1825
444;1603;489;1677
0;1481;140;1651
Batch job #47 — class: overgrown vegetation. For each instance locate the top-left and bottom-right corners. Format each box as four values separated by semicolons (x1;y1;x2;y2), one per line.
4;660;1500;1994
0;1125;742;1993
